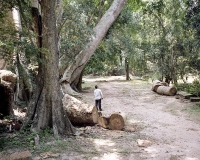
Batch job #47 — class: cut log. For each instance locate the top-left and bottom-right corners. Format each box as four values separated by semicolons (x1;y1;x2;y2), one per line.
62;94;99;125
151;80;161;92
0;70;17;90
109;113;125;130
0;70;17;84
152;80;169;92
98;113;125;130
156;86;177;96
98;117;109;129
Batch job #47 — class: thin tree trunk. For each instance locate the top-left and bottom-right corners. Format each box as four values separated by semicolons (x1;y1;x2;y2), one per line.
125;57;130;80
60;0;128;94
12;8;33;104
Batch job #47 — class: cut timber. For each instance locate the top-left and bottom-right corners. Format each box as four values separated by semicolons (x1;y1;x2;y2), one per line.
152;80;169;92
156;86;177;96
0;70;17;84
109;113;125;130
62;94;99;125
0;70;17;90
190;97;200;102
152;80;161;92
98;113;125;130
98;117;109;129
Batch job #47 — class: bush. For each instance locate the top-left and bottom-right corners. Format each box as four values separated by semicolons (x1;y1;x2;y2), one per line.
177;79;200;96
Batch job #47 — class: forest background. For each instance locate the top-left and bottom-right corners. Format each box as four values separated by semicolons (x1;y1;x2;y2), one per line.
0;0;200;151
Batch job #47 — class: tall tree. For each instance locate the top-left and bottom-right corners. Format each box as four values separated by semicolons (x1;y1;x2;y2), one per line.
59;0;128;94
24;0;75;136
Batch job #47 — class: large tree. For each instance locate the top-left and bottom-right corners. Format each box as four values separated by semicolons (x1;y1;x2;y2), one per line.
59;0;128;94
24;0;75;136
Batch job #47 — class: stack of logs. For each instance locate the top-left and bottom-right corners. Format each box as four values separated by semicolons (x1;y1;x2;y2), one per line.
152;80;177;96
62;94;125;130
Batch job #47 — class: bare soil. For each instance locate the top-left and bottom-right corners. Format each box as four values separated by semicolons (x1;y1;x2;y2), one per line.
2;75;200;160
78;75;200;160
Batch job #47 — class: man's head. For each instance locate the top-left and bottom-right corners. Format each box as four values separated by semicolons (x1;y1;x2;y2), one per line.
95;85;98;89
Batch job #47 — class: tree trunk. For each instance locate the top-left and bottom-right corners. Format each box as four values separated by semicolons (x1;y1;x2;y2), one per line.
60;0;128;94
156;86;177;96
10;8;33;104
125;57;130;80
24;0;75;136
0;70;16;118
0;84;14;119
62;94;99;125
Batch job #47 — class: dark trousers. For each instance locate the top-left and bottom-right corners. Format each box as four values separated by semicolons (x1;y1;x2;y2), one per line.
95;99;102;111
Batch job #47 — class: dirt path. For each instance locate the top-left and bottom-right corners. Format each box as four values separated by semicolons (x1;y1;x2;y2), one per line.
79;76;200;160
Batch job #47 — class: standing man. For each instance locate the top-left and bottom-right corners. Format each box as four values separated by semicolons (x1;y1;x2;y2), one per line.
94;85;103;111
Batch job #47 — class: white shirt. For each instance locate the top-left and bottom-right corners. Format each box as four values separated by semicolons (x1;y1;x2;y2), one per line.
94;89;103;100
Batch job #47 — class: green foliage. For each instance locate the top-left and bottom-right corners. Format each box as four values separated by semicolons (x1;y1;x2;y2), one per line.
0;127;54;151
177;79;200;96
59;0;94;66
0;0;17;18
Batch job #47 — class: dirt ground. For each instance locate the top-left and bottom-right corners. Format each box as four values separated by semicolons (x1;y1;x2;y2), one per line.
77;75;200;160
2;75;200;160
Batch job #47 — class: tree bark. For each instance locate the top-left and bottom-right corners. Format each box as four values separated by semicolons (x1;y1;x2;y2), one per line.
125;57;130;80
156;86;177;96
62;94;99;125
11;7;33;104
98;113;125;130
23;0;75;136
60;0;128;94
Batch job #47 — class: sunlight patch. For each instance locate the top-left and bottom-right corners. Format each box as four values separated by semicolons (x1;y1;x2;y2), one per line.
100;153;120;160
93;139;115;147
184;158;199;160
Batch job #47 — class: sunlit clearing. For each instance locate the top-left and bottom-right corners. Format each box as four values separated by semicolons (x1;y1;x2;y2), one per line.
127;119;141;124
100;152;120;160
184;158;199;160
144;147;158;154
93;139;115;147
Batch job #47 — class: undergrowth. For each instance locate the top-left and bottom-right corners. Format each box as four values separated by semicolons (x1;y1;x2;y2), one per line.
177;79;200;96
0;127;54;152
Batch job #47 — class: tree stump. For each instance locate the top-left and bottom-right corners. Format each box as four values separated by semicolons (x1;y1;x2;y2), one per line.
62;94;99;125
98;113;125;130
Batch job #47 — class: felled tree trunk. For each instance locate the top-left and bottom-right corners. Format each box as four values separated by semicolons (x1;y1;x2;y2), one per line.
62;94;99;125
156;86;177;96
152;80;176;96
151;80;162;92
60;0;128;94
0;70;17;90
98;113;125;130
